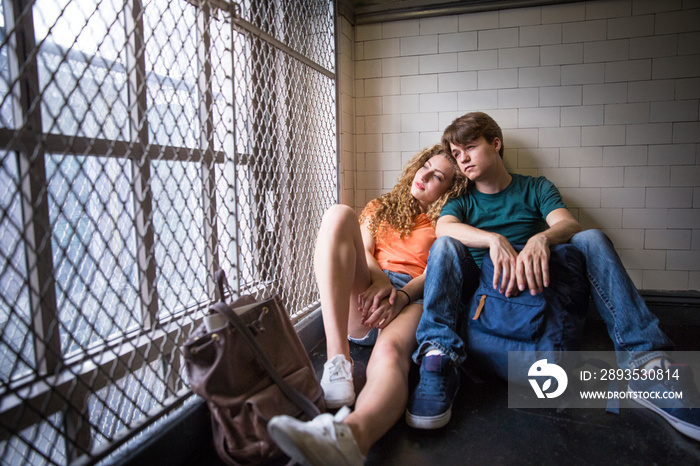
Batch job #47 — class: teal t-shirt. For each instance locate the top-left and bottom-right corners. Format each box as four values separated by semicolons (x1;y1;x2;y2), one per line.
440;173;567;267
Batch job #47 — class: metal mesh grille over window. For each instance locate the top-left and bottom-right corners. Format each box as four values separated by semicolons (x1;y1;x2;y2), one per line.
0;0;337;463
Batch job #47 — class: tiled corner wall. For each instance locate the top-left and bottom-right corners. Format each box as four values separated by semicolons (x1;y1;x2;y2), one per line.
338;15;357;206
339;0;700;291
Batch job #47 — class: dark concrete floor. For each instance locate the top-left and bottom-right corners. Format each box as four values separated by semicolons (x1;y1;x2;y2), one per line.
147;304;700;466
305;319;700;466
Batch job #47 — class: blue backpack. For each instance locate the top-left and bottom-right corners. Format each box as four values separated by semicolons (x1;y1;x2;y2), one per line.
464;244;590;385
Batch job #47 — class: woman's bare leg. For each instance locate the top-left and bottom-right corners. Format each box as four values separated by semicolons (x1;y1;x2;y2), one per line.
342;303;422;455
314;204;372;360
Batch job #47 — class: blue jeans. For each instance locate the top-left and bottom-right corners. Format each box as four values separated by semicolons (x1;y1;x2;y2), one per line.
413;236;480;365
569;229;672;369
414;231;673;370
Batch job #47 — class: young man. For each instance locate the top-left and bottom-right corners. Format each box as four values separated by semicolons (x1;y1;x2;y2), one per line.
405;112;700;442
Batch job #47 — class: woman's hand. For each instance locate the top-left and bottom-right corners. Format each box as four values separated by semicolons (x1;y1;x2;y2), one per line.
361;289;410;329
358;277;395;323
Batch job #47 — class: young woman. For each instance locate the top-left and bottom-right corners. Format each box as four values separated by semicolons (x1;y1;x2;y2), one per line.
267;145;469;465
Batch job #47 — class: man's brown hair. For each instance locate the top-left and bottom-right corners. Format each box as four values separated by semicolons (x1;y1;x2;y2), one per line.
442;112;504;159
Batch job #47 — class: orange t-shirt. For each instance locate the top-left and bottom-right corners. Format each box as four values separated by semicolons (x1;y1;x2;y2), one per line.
371;213;437;279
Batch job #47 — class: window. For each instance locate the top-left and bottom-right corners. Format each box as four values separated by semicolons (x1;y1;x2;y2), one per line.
0;0;337;463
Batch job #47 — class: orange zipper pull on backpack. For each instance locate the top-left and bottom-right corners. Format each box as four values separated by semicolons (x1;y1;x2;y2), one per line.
473;295;486;320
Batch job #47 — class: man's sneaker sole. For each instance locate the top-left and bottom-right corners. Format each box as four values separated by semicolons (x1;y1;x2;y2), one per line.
405;408;451;429
627;387;700;442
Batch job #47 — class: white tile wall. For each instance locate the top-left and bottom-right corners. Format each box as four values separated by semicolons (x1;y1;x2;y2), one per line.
541;86;582;106
382;19;419;38
439;32;478;53
402;74;438;94
633;0;682;15
460;11;499;31
626;123;673;145
458;50;498;71
500;6;541;27
338;16;355;206
542;2;586;23
601;187;645;207
560;147;603;167
607;14;654;39
630;35;678;59
605;102;649;124
520;24;562;46
673;122;700;143
585;0;631;20
458;90;498;110
585;39;628;62
671;165;700;186
499;47;540;69
541;44;584;65
564;19;607;43
420;16;458;35
438;72;476;92
645;229;692;250
603;145;647;166
560;187;601;207
401;35;438;56
561;63;605;85
648;144;695;166
645;187;694;208
343;0;700;290
627;80;674;102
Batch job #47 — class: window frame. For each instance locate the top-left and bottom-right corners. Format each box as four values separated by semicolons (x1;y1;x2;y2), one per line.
0;0;337;463
0;0;226;459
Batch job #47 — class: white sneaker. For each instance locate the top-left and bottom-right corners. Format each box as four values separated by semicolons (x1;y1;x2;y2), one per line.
267;406;365;466
321;354;355;408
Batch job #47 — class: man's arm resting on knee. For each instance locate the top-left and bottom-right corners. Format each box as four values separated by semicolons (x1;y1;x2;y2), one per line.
436;210;582;298
436;215;520;296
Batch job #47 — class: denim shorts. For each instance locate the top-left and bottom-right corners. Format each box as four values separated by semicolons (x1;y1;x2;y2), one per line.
348;269;422;347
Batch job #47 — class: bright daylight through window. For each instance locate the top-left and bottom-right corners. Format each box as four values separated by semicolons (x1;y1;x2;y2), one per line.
0;0;337;463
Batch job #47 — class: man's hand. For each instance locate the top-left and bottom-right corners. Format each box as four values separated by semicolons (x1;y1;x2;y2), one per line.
488;234;519;297
516;234;550;295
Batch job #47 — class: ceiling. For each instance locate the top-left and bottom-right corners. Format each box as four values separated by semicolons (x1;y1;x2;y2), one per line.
339;0;581;24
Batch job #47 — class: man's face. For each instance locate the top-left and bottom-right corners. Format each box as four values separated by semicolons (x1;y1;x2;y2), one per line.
449;136;502;182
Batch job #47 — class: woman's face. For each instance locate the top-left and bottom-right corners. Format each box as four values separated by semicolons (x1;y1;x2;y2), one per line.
410;154;455;211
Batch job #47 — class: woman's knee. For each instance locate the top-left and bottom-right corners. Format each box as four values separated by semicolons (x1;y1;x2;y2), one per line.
370;337;411;372
319;204;358;236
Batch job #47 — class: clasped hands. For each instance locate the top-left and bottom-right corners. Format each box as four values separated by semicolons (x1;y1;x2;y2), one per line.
357;278;407;330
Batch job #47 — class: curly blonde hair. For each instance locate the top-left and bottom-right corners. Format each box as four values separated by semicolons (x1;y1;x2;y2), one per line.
359;144;468;240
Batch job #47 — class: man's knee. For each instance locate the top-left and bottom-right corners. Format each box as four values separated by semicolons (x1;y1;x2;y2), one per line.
570;229;612;252
429;236;466;261
428;236;479;279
